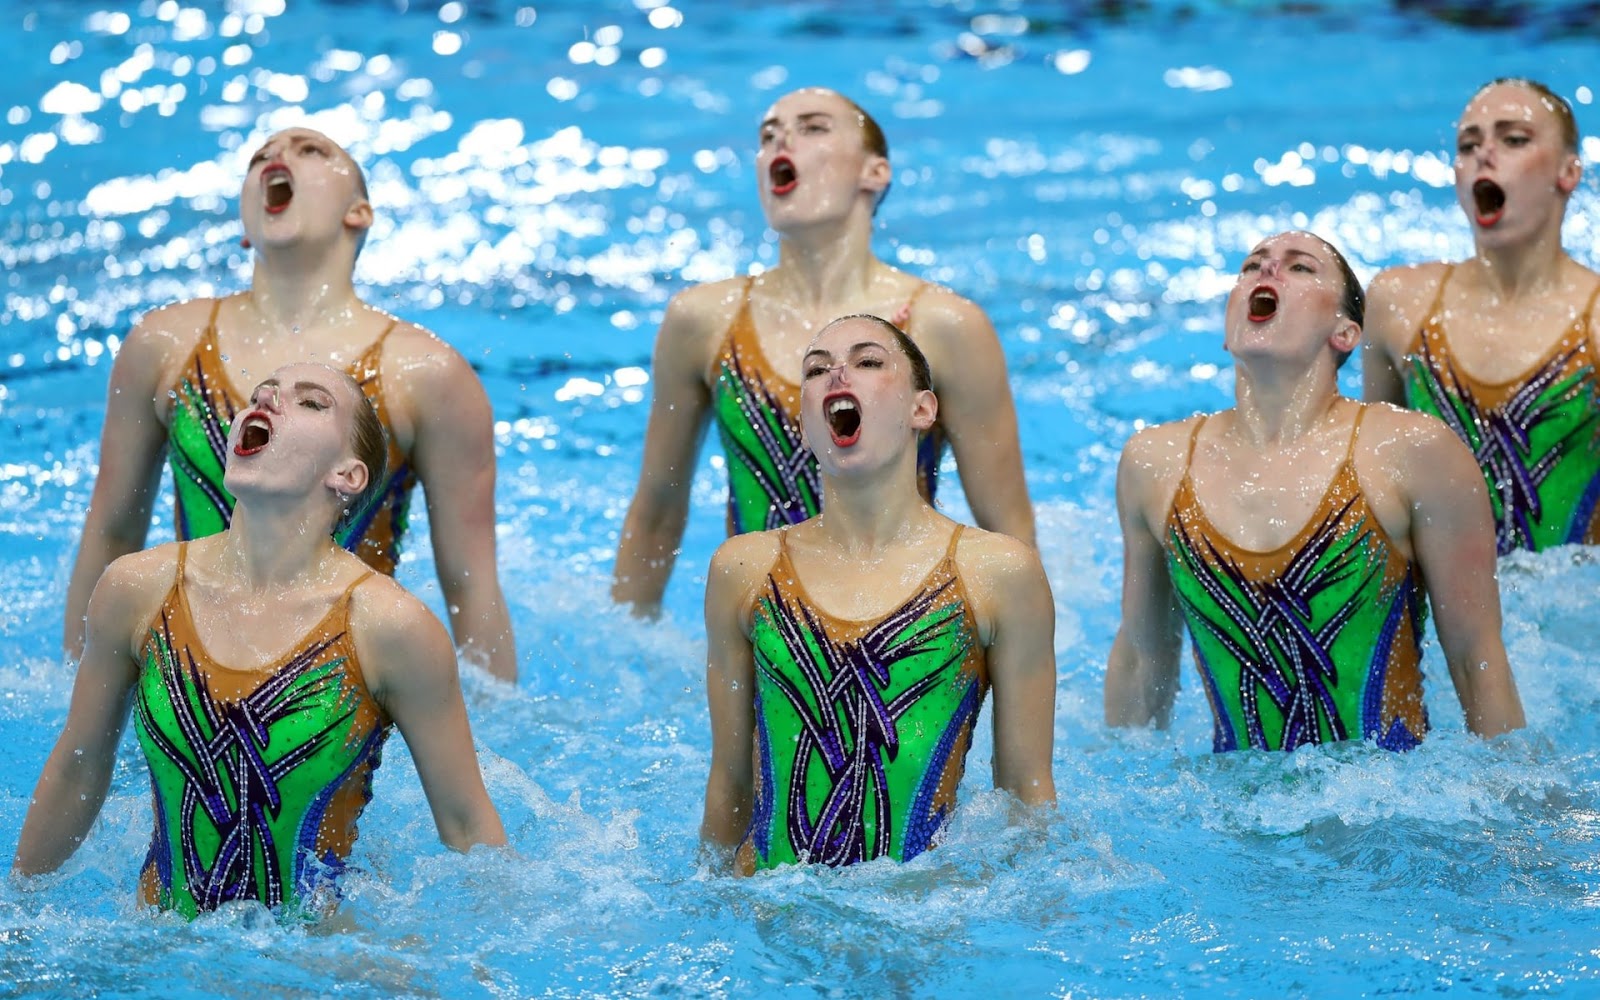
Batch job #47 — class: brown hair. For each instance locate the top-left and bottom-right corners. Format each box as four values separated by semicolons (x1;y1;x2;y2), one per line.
1301;233;1365;369
839;92;892;211
1471;77;1580;153
335;370;388;535
819;313;933;392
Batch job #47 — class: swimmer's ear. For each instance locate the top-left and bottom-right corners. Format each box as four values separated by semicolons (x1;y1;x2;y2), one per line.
1557;152;1582;196
910;388;938;432
327;457;369;502
343;197;374;235
1329;317;1362;357
859;153;891;201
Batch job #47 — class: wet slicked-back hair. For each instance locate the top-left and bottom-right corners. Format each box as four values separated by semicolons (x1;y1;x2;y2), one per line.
335;370;388;535
838;92;892;211
817;313;934;392
1472;77;1580;153
1299;232;1365;369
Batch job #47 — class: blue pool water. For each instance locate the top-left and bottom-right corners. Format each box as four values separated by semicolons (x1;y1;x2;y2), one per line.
3;1;1600;996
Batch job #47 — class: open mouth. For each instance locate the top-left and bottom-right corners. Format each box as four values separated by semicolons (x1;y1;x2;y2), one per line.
234;414;272;456
770;156;798;196
1472;179;1505;227
1247;287;1278;322
825;394;861;447
263;165;294;214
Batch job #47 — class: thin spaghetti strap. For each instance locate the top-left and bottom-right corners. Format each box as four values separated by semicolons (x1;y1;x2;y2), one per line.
175;541;189;581
1580;281;1600;323
206;298;223;331
340;570;376;602
1346;404;1367;462
1182;415;1209;475
943;523;965;561
1425;264;1456;317
890;282;931;331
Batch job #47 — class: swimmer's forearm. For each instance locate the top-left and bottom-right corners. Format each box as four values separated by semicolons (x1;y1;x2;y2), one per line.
446;585;517;683
13;754;114;875
1104;634;1178;729
612;527;683;615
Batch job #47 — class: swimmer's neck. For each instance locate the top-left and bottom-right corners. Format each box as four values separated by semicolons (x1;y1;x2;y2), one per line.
216;499;344;591
247;252;364;331
1469;236;1572;302
772;221;882;307
813;468;933;554
1229;371;1344;447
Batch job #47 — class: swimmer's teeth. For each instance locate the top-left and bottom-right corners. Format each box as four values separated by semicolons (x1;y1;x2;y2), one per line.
1249;290;1277;319
827;398;861;438
771;160;797;188
240;417;270;451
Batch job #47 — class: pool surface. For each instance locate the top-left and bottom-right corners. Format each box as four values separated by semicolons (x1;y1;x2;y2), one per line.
3;1;1600;996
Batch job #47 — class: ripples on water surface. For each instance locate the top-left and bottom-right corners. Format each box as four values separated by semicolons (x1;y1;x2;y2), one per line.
2;1;1600;996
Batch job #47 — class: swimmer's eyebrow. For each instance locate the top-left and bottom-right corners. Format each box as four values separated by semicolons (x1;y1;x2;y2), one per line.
803;341;891;361
291;379;337;399
760;111;835;131
1245;247;1323;265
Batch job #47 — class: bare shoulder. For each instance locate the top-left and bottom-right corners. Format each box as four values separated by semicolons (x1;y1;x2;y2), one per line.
708;529;781;587
903;281;996;347
95;542;181;640
950;523;1051;640
1119;416;1200;485
1368;260;1452;303
119;296;223;387
1366;261;1452;346
952;524;1046;585
373;314;478;382
1358;400;1457;449
1356;401;1474;482
350;570;443;637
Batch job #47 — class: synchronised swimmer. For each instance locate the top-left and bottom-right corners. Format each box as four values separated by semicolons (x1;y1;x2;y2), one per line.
15;75;1591;918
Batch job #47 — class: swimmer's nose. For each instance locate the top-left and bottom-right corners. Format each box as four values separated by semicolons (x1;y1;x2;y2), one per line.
1259;257;1282;278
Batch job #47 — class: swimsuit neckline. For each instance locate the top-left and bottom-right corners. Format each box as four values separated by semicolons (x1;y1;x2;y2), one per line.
1412;265;1600;392
193;295;398;406
167;543;371;677
774;522;963;628
1171;404;1380;561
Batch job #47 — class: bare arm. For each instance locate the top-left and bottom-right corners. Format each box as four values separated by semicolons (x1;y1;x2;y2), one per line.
63;324;173;658
1404;425;1525;738
359;583;507;851
1104;432;1185;728
612;292;717;615
1361;267;1428;406
976;538;1057;805
408;351;517;682
17;559;147;874
921;297;1036;546
699;536;768;850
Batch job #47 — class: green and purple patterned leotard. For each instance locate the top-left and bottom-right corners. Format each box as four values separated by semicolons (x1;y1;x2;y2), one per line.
1164;408;1431;753
1403;267;1600;554
709;278;943;534
133;544;392;919
166;298;417;574
738;525;987;871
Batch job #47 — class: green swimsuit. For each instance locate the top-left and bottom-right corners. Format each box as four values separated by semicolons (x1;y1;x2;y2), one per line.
134;544;392;918
1403;267;1600;554
1163;409;1430;752
738;525;988;871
